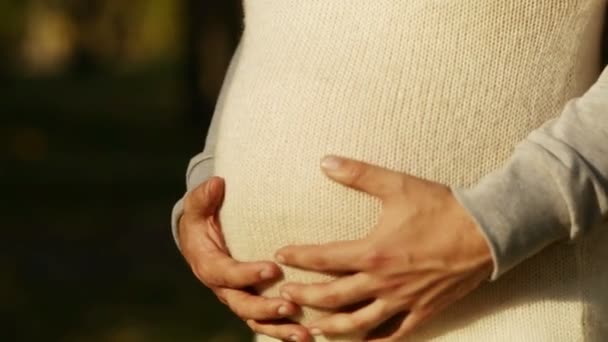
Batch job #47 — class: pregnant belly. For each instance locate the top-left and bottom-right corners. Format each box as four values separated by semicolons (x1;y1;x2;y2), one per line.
213;61;565;341
213;98;590;342
210;2;599;337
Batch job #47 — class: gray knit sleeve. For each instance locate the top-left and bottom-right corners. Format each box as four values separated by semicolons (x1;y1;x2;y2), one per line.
451;66;608;280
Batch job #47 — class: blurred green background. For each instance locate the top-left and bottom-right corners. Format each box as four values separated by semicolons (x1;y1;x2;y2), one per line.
1;0;250;341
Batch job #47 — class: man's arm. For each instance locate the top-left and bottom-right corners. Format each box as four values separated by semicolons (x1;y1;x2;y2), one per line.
451;65;608;280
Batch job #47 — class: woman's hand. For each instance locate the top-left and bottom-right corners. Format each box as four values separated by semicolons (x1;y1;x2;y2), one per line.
180;177;312;342
275;156;494;341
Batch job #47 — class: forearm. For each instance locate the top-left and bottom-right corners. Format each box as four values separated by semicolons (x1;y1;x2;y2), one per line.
451;65;608;280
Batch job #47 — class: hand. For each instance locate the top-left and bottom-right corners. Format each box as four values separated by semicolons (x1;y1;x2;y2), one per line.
180;177;312;342
275;156;494;341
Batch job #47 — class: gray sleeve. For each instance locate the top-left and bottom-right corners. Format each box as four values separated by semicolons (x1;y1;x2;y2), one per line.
170;40;244;251
451;66;608;280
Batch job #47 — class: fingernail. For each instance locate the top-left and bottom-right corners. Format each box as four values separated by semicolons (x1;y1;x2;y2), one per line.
310;328;322;336
278;305;289;316
281;291;292;301
259;268;274;280
321;156;342;170
275;254;286;264
288;335;299;341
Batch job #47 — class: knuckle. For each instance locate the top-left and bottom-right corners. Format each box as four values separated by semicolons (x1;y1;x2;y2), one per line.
224;266;244;285
310;256;328;270
282;284;301;302
350;316;369;331
319;292;341;308
235;295;278;321
191;263;207;282
346;162;367;185
222;259;251;287
261;301;279;317
360;248;387;269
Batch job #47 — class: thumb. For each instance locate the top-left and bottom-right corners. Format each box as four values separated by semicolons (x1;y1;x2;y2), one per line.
184;177;225;217
320;155;403;200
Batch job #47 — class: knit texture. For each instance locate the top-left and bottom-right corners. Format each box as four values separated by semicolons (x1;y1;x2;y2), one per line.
205;1;607;341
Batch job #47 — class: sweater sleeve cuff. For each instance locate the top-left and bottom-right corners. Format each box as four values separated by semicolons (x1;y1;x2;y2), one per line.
450;144;570;280
450;66;608;281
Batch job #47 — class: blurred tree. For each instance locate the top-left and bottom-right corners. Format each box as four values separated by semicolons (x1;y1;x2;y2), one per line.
61;0;145;73
15;0;181;76
21;0;75;74
0;0;27;78
183;1;243;130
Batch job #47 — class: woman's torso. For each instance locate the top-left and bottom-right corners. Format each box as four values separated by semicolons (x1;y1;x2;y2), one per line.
213;1;608;340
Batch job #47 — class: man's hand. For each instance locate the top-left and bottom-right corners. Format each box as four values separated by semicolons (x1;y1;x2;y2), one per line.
180;177;311;342
275;156;494;341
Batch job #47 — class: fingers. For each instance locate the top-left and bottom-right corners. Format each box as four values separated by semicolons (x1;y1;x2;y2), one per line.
367;278;467;342
280;273;377;309
306;299;396;337
276;240;368;272
183;177;225;217
320;155;404;200
194;251;282;288
367;309;431;342
374;273;483;340
246;320;312;342
216;288;299;321
180;176;224;251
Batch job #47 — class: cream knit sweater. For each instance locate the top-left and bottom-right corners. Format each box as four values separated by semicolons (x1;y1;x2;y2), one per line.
173;1;608;341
